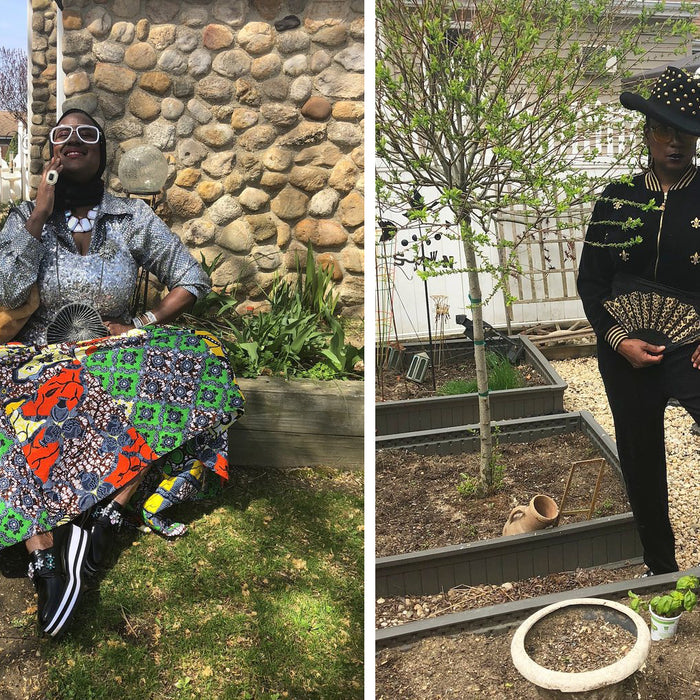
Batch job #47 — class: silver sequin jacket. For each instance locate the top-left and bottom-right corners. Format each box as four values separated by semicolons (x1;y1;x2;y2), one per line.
0;192;211;345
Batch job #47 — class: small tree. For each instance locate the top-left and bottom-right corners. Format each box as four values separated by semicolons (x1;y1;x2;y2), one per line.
377;0;695;494
0;47;28;126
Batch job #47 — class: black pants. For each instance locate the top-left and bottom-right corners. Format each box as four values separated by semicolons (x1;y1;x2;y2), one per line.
597;341;700;573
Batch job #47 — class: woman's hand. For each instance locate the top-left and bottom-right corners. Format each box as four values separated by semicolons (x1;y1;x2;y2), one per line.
103;320;135;337
617;338;665;368
24;158;63;240
34;157;62;218
691;344;700;369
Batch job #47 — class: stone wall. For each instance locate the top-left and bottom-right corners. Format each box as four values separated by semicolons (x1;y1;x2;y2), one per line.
29;0;364;317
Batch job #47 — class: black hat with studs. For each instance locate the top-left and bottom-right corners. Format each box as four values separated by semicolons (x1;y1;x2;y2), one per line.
620;65;700;136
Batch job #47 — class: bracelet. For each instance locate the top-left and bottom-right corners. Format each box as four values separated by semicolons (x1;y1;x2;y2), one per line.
142;310;158;325
131;316;144;329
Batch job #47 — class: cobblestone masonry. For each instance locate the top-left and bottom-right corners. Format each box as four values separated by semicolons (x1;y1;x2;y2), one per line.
29;0;364;316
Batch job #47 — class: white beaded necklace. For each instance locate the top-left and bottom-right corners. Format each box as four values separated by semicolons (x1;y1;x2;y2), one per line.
65;206;98;234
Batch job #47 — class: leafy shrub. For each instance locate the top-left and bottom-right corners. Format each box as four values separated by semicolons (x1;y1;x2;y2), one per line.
181;248;363;379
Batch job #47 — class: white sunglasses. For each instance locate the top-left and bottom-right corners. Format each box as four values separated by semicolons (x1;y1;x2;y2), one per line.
49;125;101;145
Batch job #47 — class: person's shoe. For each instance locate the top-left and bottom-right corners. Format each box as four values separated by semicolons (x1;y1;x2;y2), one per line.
28;546;64;631
29;524;89;637
637;568;655;578
84;501;124;576
142;509;188;538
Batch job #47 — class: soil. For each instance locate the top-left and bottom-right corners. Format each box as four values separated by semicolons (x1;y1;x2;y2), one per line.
375;433;629;558
375;355;546;402
375;600;700;699
525;606;637;672
0;545;45;699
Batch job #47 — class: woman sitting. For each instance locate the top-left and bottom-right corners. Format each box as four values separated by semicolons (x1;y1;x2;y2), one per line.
0;109;244;636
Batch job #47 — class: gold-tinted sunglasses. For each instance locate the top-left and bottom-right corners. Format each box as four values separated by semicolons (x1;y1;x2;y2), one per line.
647;123;697;145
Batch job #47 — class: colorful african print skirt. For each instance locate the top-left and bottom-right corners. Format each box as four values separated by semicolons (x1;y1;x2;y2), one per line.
0;326;244;549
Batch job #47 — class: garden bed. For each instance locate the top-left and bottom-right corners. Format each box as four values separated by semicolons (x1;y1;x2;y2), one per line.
376;411;642;599
231;376;364;469
375;336;566;436
376;567;700;699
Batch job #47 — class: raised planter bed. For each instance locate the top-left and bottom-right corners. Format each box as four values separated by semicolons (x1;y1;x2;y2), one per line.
230;376;364;470
376;566;700;650
376;411;642;599
376;336;567;436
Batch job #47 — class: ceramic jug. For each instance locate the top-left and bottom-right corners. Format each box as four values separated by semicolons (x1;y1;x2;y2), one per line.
502;494;559;535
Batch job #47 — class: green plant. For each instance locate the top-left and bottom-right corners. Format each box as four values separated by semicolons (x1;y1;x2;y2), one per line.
229;297;328;377
437;352;524;395
320;317;364;374
457;427;505;497
181;248;363;379
628;575;699;619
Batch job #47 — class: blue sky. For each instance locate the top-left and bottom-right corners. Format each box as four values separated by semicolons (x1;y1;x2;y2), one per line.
0;0;29;52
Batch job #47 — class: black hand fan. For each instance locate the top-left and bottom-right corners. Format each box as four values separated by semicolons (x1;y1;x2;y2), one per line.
46;303;107;344
603;274;700;351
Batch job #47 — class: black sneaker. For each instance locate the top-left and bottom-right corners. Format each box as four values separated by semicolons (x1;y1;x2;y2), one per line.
28;546;63;630
29;524;89;637
84;501;124;577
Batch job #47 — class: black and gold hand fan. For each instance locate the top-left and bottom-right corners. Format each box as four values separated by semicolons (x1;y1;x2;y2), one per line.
603;274;700;351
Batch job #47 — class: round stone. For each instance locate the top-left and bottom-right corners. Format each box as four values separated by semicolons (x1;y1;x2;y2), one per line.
238;22;275;55
262;147;293;172
195;123;235;148
271;186;309;220
231;108;259;130
158;48;188;75
212;50;252;79
208;194;243;225
251;54;281;80
187;98;213;124
289;75;313;103
203;24;235;50
283;55;308;77
196;180;224;203
239;187;270;212
167;186;204;218
188;48;212;78
308;188;340;217
161;97;185;120
218;220;254;254
301;96;332;121
339;191;364;227
125;42;157;70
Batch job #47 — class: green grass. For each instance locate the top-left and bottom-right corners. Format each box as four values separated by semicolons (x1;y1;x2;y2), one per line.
437;352;525;395
38;468;363;700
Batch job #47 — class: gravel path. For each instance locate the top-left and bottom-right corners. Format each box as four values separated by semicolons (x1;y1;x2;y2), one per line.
551;356;700;571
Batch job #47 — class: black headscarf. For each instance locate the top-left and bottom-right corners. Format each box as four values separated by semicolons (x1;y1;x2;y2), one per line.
51;109;107;212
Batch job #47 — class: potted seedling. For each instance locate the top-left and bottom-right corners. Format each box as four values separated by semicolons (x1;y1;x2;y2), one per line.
628;575;699;640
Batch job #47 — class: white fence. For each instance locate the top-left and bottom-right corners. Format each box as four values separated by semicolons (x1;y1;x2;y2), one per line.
0;121;30;205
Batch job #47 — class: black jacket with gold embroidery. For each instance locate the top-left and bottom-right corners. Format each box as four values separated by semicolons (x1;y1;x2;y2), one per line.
577;166;700;350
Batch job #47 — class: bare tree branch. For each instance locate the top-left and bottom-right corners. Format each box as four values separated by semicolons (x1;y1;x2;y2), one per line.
0;48;27;126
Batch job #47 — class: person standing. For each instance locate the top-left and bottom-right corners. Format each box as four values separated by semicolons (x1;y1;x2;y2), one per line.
577;65;700;575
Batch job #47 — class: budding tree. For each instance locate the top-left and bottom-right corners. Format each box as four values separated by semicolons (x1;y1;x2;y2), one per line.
376;0;695;493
